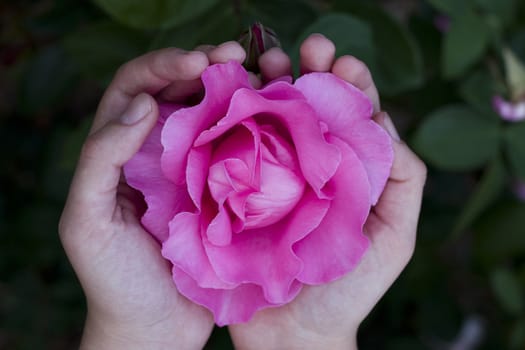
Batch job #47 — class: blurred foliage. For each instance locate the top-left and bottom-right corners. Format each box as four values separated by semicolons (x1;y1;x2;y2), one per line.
1;0;525;349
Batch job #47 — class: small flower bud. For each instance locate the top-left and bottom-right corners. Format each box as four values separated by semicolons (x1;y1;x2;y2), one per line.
238;22;281;73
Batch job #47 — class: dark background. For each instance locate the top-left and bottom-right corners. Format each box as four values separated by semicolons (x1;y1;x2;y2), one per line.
1;0;525;348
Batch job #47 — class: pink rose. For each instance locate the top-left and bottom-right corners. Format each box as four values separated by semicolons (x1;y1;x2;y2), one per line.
124;61;393;325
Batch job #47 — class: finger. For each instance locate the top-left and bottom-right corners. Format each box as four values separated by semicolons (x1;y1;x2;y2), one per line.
369;112;427;237
116;182;147;218
159;42;246;102
259;47;292;83
300;33;336;74
206;41;246;64
248;72;262;89
331;55;380;113
158;78;204;102
195;44;216;55
66;93;158;221
94;48;208;132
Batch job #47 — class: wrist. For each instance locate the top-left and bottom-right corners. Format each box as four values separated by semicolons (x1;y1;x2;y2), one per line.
80;310;207;350
230;324;358;350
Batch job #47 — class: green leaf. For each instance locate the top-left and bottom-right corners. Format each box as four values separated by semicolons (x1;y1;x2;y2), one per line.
332;1;424;95
475;0;516;27
490;267;524;316
409;16;442;77
442;12;491;79
459;69;505;118
511;29;525;60
510;319;525;349
92;0;219;30
413;105;501;171
426;0;470;17
149;5;239;50
505;122;525;179
475;201;525;262
452;157;506;236
291;13;375;75
63;21;149;85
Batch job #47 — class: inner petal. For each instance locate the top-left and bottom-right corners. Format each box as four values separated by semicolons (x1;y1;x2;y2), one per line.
207;126;258;205
241;143;305;230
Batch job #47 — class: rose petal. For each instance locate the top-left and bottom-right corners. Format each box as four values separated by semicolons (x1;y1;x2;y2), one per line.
344;120;393;204
206;206;233;246
294;72;372;125
260;124;300;173
162;212;234;289
186;144;212;210
294;136;371;284
171;266;303;326
209;125;258;189
195;86;341;198
208;159;252;205
242;150;305;229
204;189;330;303
124;119;192;242
294;73;392;204
161;62;252;185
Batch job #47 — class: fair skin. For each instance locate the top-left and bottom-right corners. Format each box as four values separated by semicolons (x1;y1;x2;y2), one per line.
59;34;426;350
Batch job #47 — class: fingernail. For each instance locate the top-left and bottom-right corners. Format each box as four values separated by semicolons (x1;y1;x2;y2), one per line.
309;33;326;39
383;112;401;141
120;93;152;125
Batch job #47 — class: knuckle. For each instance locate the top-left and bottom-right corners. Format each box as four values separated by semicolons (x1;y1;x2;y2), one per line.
80;133;103;161
58;212;68;238
413;157;428;182
398;230;417;266
114;60;132;82
58;208;74;246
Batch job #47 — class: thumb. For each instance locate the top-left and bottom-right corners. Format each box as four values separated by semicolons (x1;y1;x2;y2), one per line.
371;112;427;236
66;93;158;221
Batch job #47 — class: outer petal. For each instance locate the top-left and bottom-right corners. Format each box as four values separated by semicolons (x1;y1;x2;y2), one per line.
294;136;371;284
124;118;192;242
294;72;372;126
204;189;330;304
294;73;392;204
161;62;252;185
171;266;303;326
344;120;393;204
162;212;234;289
195;85;341;198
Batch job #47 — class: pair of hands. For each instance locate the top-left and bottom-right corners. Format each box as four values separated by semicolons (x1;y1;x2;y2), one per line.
59;34;426;350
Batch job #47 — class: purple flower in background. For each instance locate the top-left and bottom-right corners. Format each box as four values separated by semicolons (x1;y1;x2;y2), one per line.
513;179;525;202
492;95;525;122
434;14;451;33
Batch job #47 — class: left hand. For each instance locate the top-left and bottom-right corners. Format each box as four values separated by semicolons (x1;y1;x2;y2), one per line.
59;43;246;350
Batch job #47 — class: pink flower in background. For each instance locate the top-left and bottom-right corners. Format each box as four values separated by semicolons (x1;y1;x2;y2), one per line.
492;95;525;122
124;61;393;325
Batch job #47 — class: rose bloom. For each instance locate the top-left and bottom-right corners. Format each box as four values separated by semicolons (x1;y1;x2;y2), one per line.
124;61;393;325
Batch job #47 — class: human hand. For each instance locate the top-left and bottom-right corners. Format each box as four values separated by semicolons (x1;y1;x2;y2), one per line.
58;42;247;350
228;34;427;350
